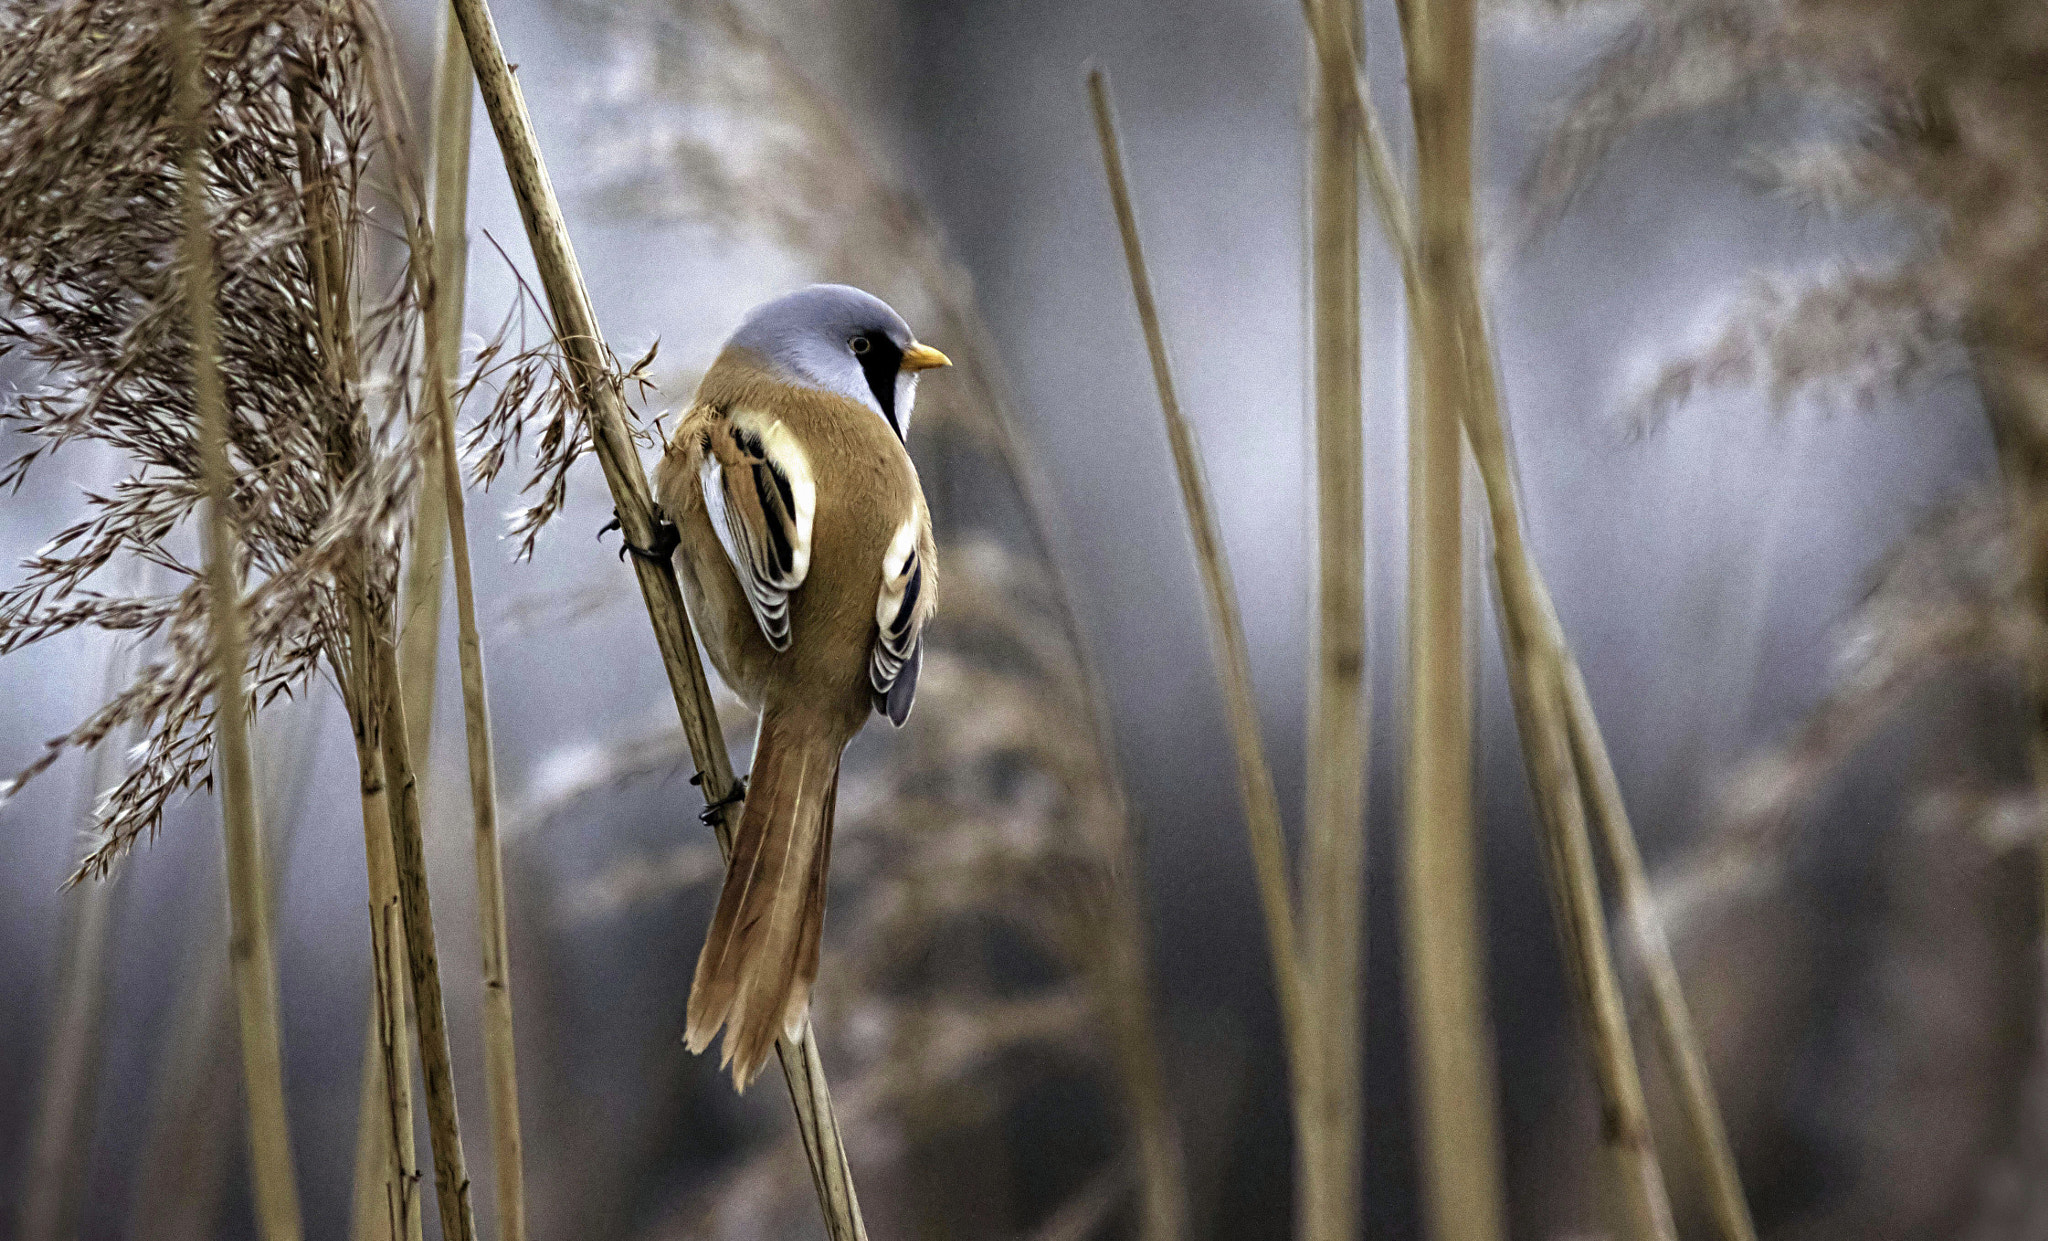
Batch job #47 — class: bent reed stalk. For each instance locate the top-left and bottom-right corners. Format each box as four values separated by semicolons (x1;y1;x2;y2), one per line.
173;4;303;1238
444;1;866;1236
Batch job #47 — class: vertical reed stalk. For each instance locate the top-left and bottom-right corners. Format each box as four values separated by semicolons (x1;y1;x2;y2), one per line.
373;625;478;1241
172;5;303;1237
1393;0;1509;1237
444;2;866;1234
423;14;531;1241
1303;6;1369;1240
1300;0;1744;1231
19;737;126;1241
346;594;426;1241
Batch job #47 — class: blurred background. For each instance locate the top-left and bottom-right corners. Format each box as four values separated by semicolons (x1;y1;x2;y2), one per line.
3;0;2041;1238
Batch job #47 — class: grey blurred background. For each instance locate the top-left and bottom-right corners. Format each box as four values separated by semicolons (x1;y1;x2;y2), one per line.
0;1;2025;1238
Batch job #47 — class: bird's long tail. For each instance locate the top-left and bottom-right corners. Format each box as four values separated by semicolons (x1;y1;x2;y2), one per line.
684;709;839;1089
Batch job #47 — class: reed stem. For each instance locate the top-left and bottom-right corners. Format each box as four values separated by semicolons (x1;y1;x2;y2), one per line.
1303;7;1370;1240
373;626;479;1241
173;4;303;1236
445;2;866;1234
424;15;531;1241
346;594;426;1241
1393;0;1510;1236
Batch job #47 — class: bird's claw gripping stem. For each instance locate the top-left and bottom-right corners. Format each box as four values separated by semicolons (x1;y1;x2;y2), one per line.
694;774;748;826
600;507;681;563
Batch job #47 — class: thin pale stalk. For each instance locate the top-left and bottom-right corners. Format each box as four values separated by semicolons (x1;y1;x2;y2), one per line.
371;625;478;1241
1563;666;1758;1241
172;6;304;1238
1303;6;1370;1241
1425;149;1673;1229
1090;67;1292;1241
445;2;865;1234
1085;66;1303;1045
1394;0;1509;1237
19;743;125;1241
423;12;529;1241
1094;914;1188;1241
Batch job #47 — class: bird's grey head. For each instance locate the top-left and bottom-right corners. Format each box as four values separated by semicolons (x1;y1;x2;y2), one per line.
727;284;950;439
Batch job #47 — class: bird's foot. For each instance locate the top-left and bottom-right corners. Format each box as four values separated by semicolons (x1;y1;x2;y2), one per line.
600;506;681;563
694;774;748;826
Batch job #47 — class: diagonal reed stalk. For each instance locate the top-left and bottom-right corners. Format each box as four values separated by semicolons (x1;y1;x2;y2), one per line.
1303;6;1371;1241
1090;65;1357;1241
444;1;866;1235
1392;0;1511;1236
172;4;303;1238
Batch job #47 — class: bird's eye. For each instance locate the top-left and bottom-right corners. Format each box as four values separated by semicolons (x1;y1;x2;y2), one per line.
849;335;871;355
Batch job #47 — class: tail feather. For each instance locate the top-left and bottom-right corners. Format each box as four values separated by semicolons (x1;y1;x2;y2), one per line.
684;712;839;1088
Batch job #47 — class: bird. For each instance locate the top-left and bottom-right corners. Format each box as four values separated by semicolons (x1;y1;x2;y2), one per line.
654;284;946;1088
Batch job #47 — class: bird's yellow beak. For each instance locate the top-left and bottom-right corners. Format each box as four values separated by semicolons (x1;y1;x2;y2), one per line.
900;343;952;372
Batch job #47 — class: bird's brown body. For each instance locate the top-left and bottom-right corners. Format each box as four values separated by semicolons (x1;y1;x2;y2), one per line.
657;344;937;1085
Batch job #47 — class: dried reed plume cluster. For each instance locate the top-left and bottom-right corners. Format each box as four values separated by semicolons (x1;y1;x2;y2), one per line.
0;0;425;872
0;3;571;1239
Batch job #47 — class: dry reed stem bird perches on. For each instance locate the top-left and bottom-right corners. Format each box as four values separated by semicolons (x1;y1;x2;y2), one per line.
443;1;866;1236
172;5;303;1238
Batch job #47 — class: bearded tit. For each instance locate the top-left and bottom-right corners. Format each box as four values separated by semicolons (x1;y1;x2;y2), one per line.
654;284;947;1088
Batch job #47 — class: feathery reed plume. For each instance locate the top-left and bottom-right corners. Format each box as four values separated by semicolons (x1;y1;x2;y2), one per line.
441;1;867;1236
1389;0;1511;1237
0;0;426;876
1524;0;2048;1230
1302;7;1370;1241
1528;0;2048;918
0;3;580;1235
173;3;302;1234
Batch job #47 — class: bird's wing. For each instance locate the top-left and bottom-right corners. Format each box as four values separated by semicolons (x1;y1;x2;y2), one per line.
869;513;932;726
699;410;815;651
